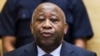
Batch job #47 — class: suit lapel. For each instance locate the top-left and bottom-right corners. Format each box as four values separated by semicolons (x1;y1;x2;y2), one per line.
23;42;38;56
20;41;76;56
60;41;75;56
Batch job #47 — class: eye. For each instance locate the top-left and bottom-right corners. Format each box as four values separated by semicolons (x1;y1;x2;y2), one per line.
36;16;45;22
50;16;59;23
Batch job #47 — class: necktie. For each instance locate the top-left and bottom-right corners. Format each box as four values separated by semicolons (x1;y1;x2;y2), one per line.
42;54;53;56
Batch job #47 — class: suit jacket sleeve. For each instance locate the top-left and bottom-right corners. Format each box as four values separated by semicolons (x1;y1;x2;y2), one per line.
0;0;16;36
70;0;93;39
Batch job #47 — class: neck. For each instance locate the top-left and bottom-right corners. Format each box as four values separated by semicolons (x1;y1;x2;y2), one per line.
39;43;61;53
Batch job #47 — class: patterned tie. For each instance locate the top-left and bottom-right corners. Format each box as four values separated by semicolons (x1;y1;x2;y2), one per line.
42;54;53;56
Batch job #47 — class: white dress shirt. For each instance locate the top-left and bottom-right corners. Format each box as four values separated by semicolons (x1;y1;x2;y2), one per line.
37;44;62;56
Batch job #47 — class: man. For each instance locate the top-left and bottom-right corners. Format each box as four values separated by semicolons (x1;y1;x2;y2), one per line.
4;3;96;56
0;0;93;52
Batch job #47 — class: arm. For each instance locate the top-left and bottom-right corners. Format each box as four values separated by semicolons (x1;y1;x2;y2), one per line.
74;38;87;48
0;0;17;52
2;36;16;52
71;0;93;48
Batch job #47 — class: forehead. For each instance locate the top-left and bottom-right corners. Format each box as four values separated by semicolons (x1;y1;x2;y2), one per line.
36;4;61;13
40;5;55;10
32;3;66;23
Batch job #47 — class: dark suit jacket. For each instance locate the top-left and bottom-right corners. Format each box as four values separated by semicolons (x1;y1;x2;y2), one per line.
4;41;96;56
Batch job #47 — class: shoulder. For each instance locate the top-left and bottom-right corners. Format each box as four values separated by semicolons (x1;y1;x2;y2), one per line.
72;45;96;56
63;41;96;56
4;42;35;56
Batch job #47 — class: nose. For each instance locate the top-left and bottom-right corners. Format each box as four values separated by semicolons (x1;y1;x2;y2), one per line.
42;19;52;29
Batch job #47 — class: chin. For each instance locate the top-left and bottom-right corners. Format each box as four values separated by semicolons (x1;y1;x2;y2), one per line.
41;40;54;46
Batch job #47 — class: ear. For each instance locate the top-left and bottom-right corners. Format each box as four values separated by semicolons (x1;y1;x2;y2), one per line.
64;23;68;34
30;23;33;33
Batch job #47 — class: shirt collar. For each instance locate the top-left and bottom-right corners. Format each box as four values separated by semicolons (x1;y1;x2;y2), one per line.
37;44;62;56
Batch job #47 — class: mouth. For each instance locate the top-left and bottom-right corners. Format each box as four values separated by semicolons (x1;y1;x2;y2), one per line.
40;30;53;37
42;32;52;37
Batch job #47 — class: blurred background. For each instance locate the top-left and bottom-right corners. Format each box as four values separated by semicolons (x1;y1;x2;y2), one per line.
83;0;100;56
0;0;100;56
0;0;6;56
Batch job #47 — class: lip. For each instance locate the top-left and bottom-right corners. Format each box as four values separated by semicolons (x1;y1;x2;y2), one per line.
41;32;52;37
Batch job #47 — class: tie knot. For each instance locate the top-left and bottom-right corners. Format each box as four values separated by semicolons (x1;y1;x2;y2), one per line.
43;54;53;56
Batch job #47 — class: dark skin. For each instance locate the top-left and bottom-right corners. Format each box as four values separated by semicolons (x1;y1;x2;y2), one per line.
31;3;68;53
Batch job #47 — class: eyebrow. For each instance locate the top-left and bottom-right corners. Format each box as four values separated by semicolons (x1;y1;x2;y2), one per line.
37;11;59;17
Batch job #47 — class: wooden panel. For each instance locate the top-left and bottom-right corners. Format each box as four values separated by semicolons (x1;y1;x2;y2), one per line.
0;0;6;12
0;39;3;56
83;0;100;56
0;0;6;56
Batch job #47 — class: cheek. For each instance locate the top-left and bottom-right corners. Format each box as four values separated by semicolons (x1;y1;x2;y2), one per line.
33;23;41;30
56;25;65;38
32;25;41;40
33;24;41;34
55;24;65;32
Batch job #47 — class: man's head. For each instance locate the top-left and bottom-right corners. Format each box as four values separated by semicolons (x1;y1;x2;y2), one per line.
31;3;68;53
